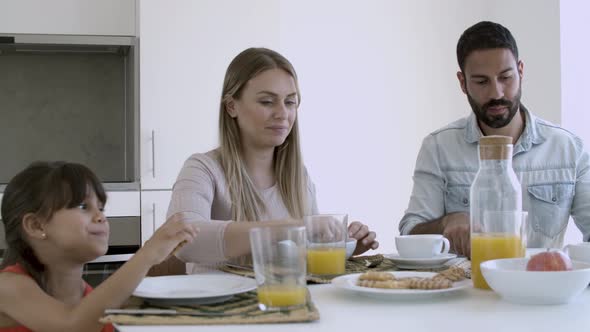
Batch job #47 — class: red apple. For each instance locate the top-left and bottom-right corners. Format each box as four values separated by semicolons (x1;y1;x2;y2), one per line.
526;250;573;271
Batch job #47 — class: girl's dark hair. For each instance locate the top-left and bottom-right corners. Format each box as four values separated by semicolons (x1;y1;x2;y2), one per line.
457;21;519;72
0;161;107;289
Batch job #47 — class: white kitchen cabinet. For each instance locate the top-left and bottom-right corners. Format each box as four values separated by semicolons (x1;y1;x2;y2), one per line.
138;0;280;190
140;190;172;244
0;0;136;36
105;192;141;217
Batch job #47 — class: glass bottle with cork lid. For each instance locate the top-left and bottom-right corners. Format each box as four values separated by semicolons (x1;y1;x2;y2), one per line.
470;135;524;290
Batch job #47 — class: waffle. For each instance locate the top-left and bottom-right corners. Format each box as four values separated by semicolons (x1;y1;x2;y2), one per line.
357;271;395;281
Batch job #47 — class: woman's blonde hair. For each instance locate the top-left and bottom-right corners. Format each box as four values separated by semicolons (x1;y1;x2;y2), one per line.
219;47;307;221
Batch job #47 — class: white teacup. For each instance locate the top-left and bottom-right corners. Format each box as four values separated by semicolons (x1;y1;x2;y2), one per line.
395;234;450;259
345;238;357;259
563;243;590;263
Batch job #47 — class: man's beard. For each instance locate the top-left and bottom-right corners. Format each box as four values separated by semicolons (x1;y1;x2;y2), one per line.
467;86;522;129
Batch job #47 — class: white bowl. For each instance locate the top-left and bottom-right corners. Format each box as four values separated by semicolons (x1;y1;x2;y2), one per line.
481;258;590;305
346;239;357;259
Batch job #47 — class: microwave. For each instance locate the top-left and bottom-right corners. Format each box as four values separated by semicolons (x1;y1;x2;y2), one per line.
0;34;139;191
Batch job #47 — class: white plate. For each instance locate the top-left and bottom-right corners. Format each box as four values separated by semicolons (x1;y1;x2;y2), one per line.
383;253;457;268
133;274;257;305
331;272;471;300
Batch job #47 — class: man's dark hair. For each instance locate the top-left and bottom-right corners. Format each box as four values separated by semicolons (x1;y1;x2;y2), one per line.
456;21;519;72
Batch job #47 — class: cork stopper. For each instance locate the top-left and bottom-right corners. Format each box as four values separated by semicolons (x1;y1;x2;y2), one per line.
479;135;513;160
479;135;513;146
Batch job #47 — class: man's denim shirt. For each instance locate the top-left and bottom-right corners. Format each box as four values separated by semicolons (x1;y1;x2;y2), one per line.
399;106;590;247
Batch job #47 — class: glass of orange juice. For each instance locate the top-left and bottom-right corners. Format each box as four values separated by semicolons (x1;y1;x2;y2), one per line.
471;211;527;289
250;226;308;311
305;214;348;277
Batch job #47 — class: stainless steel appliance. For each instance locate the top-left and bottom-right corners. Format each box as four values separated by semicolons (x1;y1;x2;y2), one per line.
0;34;139;191
83;215;140;287
0;34;141;269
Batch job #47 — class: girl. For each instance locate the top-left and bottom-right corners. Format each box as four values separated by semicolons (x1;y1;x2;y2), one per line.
0;161;199;332
168;47;379;273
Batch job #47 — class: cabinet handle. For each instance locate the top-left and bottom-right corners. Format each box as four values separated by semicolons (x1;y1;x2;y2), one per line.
152;203;156;229
151;130;156;178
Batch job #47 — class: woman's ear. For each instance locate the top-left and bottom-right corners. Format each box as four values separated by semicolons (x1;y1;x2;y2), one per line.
22;213;47;240
226;98;238;118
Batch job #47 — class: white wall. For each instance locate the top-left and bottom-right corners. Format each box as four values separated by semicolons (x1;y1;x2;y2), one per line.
138;0;281;189
281;0;560;252
561;0;590;244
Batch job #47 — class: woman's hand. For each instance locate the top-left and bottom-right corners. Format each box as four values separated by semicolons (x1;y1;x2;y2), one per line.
348;221;379;255
139;212;200;266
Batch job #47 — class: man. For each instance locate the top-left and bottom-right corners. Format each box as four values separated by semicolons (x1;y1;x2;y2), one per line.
399;21;590;257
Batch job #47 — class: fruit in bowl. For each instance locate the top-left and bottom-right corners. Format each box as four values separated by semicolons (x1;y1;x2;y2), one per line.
481;258;590;305
526;250;573;271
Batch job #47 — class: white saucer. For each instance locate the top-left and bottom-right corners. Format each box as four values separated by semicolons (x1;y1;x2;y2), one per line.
384;253;457;268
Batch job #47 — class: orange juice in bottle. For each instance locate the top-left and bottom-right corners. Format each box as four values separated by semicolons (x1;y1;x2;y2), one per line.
471;233;524;289
470;136;523;289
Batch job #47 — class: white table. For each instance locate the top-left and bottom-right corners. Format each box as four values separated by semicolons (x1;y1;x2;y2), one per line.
115;283;590;332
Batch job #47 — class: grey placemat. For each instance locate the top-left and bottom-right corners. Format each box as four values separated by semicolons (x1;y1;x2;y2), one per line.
100;290;319;326
220;254;471;284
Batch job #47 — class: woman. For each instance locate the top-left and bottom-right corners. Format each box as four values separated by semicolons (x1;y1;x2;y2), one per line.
169;47;378;273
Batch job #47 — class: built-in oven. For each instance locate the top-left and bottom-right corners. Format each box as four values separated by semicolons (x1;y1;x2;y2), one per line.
83;191;141;286
82;215;139;287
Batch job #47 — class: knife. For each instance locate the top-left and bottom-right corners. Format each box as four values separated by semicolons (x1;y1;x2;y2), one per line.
104;308;232;317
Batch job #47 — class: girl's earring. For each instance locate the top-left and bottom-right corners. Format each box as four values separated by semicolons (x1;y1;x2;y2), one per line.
41;233;47;239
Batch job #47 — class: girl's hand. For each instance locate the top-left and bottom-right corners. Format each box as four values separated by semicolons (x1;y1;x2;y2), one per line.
348;221;379;255
140;212;200;266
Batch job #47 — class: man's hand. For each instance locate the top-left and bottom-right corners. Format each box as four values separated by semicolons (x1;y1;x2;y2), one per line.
441;212;470;258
